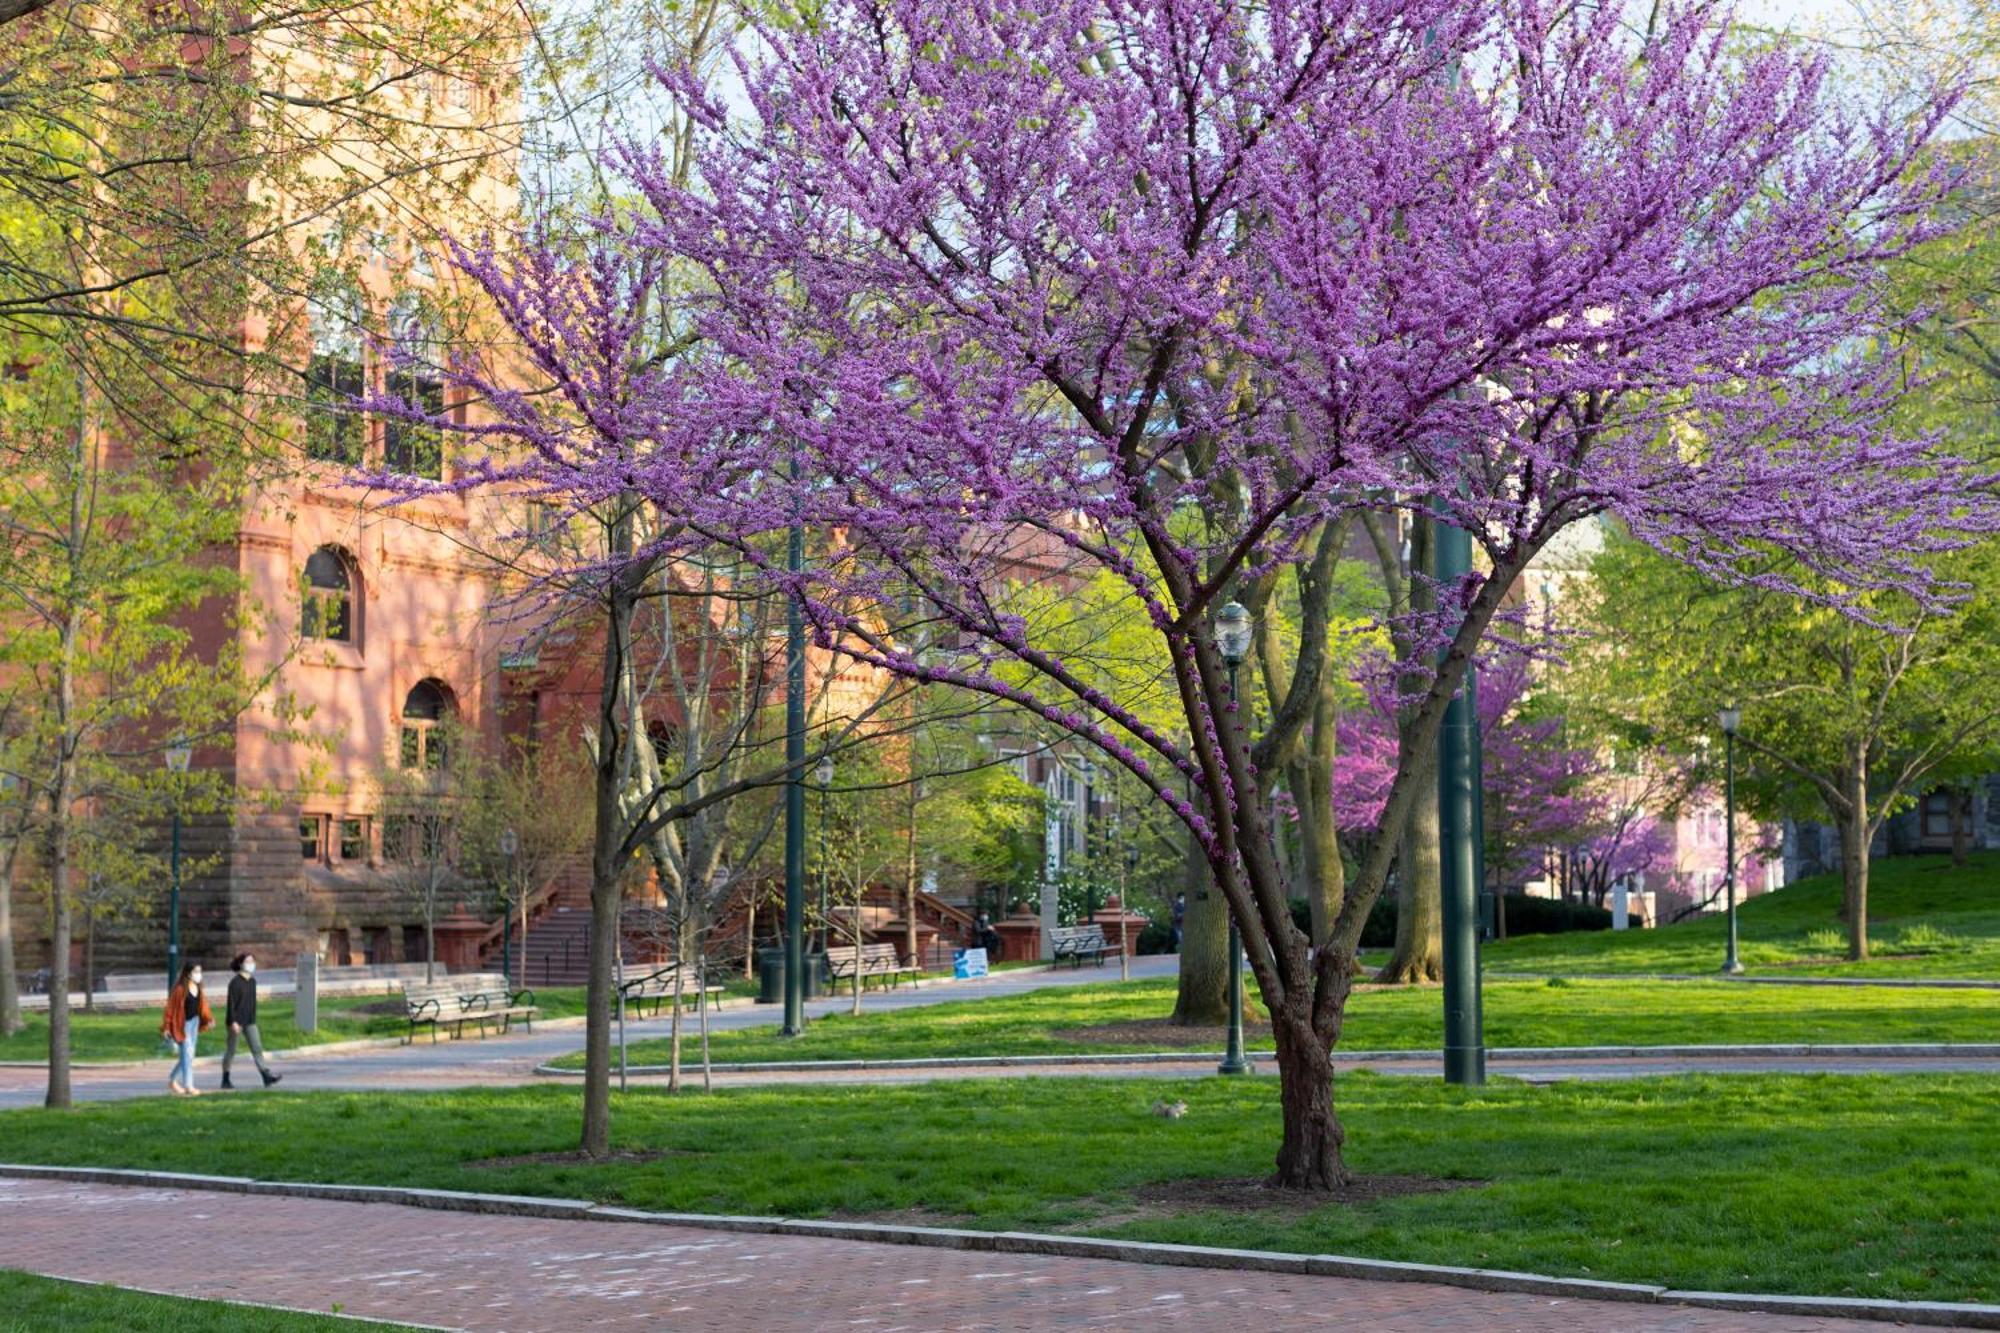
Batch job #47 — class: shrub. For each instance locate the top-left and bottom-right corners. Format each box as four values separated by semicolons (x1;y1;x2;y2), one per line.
1499;894;1611;937
1286;893;1398;948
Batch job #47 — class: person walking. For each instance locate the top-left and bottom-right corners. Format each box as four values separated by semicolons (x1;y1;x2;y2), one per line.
222;953;282;1090
160;961;212;1097
1170;893;1186;952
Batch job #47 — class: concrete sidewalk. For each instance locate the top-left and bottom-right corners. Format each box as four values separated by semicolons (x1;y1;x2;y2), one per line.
0;1176;1895;1332
0;955;1182;1109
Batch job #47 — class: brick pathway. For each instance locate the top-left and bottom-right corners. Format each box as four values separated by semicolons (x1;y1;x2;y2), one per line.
0;1178;1889;1331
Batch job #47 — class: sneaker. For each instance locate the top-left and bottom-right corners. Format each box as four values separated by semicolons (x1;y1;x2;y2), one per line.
220;1073;234;1090
261;1070;282;1088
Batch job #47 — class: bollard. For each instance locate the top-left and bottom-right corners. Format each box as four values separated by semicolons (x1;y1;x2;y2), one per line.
295;952;318;1032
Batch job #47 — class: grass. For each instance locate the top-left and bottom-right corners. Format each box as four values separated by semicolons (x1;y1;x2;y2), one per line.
1487;851;2000;978
0;1074;1992;1303
0;985;596;1065
553;972;2000;1068
0;1270;417;1331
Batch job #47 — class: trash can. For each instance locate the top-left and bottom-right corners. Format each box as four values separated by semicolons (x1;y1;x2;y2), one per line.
755;947;786;1004
756;948;832;1002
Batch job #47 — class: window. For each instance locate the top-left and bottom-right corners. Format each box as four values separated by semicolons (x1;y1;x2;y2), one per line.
338;817;367;862
399;678;452;770
304;287;365;464
300;814;326;861
384;296;445;479
528;500;563;547
384;814;449;863
1922;793;1956;840
301;547;356;643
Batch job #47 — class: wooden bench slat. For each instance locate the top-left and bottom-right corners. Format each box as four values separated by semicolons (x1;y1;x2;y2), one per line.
401;973;541;1043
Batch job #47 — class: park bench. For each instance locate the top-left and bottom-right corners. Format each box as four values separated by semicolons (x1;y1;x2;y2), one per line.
1049;924;1114;968
618;964;726;1018
402;972;540;1044
824;942;918;991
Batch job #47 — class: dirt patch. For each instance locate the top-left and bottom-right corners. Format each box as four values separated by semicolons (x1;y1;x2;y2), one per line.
1132;1173;1481;1213
463;1148;688;1170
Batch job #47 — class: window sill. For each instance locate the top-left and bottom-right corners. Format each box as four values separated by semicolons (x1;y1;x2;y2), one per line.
297;640;366;671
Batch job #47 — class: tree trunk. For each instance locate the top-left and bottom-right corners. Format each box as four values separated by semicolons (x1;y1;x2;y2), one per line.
82;912;95;1012
668;946;685;1093
1269;997;1347;1189
1838;750;1870;962
1378;514;1440;984
1287;673;1344;949
1378;747;1441;983
424;898;436;984
45;608;81;1110
1;838;22;1038
1170;826;1232;1025
904;782;921;970
581;501;642;1159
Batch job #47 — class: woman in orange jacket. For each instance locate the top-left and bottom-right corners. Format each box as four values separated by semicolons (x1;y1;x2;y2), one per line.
160;961;213;1096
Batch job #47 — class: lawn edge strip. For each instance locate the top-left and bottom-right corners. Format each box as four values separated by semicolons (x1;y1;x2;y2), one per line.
1;1269;455;1330
6;1164;1995;1328
530;1041;2000;1076
1488;972;2000;990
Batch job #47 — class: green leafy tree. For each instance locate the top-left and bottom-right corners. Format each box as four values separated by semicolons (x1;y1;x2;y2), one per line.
1574;532;2000;960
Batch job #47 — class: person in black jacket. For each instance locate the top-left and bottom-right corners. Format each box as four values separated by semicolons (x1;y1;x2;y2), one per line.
221;953;283;1090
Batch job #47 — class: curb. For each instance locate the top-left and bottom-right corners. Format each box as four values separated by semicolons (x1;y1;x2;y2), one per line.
1489;971;2000;990
531;1041;2000;1077
2;1164;1993;1328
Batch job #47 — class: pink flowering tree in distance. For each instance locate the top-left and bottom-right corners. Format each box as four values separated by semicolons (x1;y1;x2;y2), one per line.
426;0;1985;1186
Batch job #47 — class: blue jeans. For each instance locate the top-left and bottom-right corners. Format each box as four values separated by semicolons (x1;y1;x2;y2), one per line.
172;1015;199;1088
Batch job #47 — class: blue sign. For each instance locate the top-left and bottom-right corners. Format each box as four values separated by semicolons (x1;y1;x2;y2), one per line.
953;947;990;979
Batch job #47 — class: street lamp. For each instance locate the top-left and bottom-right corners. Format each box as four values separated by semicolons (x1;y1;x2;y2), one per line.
1213;601;1253;1077
1718;704;1744;976
499;828;520;987
164;736;192;990
815;755;834;955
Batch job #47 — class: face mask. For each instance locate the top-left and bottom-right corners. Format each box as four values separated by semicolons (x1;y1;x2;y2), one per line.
189;972;202;986
242;961;255;976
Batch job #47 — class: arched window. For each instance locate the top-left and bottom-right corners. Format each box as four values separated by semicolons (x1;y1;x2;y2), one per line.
400;678;453;770
303;286;365;465
301;547;356;643
384;296;445;480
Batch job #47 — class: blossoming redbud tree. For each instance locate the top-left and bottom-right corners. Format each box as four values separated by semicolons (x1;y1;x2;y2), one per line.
442;0;1983;1186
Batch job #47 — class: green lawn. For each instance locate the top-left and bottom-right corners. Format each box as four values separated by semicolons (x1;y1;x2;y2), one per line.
0;1074;1992;1303
1488;852;2000;978
556;972;2000;1068
0;986;597;1065
0;1270;416;1331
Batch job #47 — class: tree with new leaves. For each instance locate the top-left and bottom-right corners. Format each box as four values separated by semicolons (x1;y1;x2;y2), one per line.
441;0;1983;1187
0;319;270;1108
1574;531;2000;959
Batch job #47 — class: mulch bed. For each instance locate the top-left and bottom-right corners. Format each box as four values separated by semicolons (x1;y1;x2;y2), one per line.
1132;1173;1481;1213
